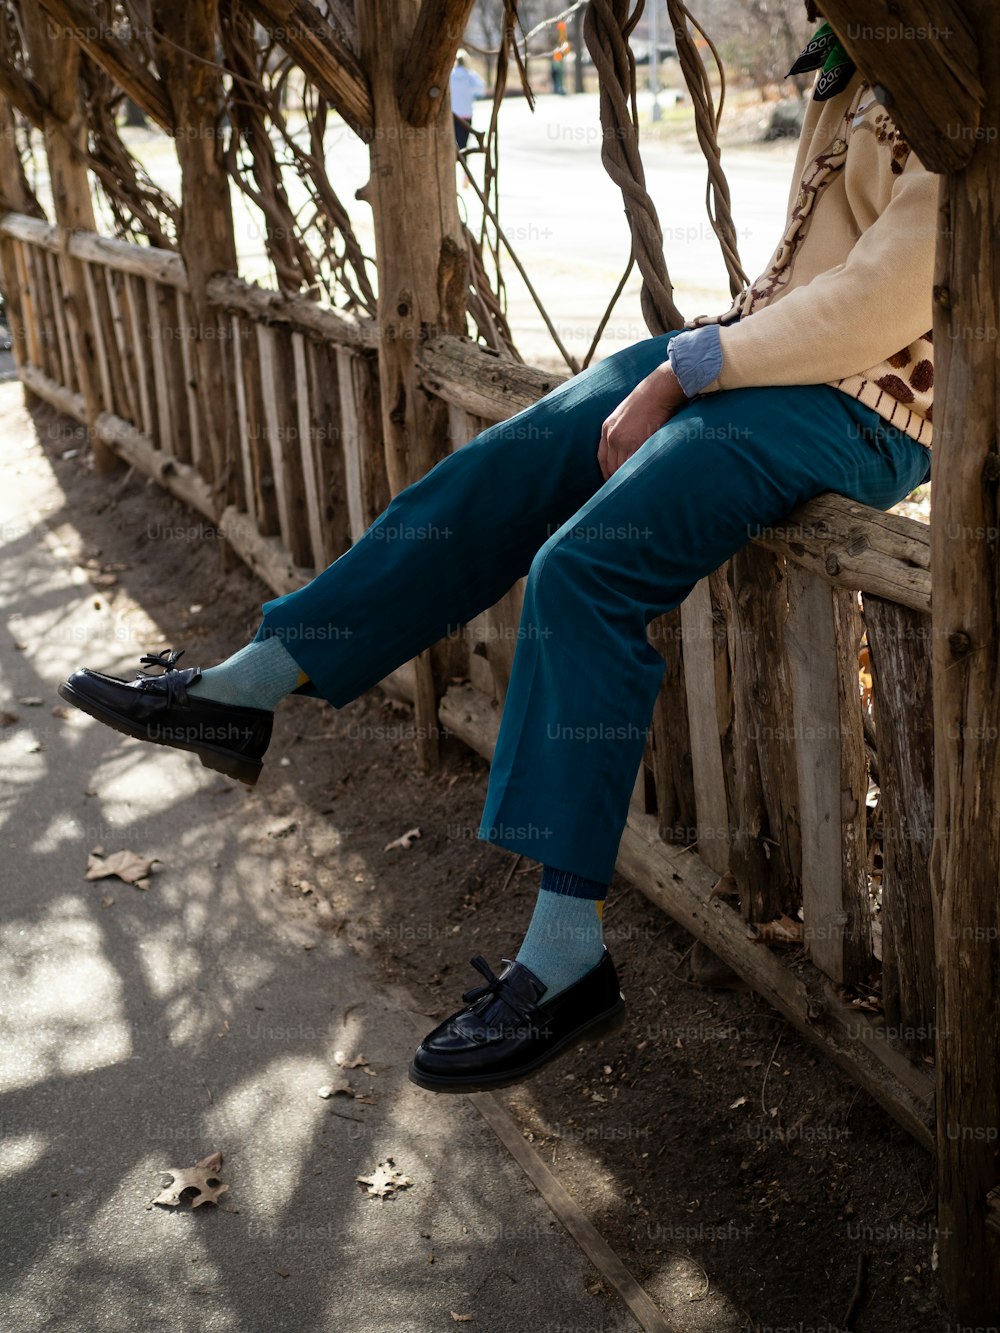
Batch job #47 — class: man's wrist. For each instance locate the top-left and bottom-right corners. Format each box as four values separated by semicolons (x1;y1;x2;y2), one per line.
650;361;687;403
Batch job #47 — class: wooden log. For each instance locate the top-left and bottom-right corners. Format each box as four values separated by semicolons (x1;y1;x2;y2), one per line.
94;411;214;519
70;227;187;287
351;0;460;778
24;245;55;381
56;249;86;395
751;493;931;613
92;407;314;597
44;249;73;390
708;563;736;839
417;334;565;420
727;544;802;922
292;331;326;572
20;5;117;471
155;282;194;463
819;0;982;173
0;96;43;220
680;578;730;873
12;240;41;370
145;276;175;456
305;337;351;567
447;402;522;700
122;273;155;442
238;315;279;535
231;316;256;524
152;0;239;505
35;0;173;132
930;2;1000;1314
437;679;935;1150
400;0;476;126
0;236;28;375
81;261;113;414
786;569;871;986
0;62;49;133
647;609;697;847
863;595;936;1056
175;292;203;472
19;362;85;421
205;271;375;349
1;214;67;253
335;345;389;541
0;100;39;375
104;268;140;427
255;323;312;567
217;505;314;597
244;0;373;137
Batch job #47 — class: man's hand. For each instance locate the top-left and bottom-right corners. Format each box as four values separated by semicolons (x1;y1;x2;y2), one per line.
598;362;688;481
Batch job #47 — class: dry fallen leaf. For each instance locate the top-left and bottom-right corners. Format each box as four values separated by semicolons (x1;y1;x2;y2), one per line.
86;848;157;889
729;1095;748;1109
383;827;421;852
17;696;43;707
450;1316;474;1325
356;1162;412;1200
334;1050;369;1071
317;1079;354;1099
0;710;18;726
153;1151;228;1208
51;705;74;720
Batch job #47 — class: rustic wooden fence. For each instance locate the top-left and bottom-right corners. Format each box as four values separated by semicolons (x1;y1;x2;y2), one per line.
0;208;938;1153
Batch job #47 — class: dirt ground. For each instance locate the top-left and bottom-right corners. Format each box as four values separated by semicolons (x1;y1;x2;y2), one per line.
28;395;949;1333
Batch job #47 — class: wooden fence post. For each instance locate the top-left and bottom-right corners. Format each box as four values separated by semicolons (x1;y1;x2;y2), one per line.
0;93;41;377
355;0;470;769
19;5;116;472
152;0;239;510
931;0;1000;1317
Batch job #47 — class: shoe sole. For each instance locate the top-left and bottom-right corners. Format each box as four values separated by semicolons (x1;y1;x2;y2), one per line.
57;681;263;786
406;999;626;1094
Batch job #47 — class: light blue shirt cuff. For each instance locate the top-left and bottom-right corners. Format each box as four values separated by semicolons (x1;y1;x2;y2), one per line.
667;325;723;398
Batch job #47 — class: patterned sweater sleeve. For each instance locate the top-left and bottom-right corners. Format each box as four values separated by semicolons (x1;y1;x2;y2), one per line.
702;148;938;393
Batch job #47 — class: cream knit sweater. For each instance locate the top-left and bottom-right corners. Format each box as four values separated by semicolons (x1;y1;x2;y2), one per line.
689;74;938;445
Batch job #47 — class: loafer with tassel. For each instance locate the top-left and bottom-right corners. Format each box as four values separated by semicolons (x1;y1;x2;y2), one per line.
408;949;625;1093
57;649;272;785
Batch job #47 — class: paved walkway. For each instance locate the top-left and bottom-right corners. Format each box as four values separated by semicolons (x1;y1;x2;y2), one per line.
0;379;637;1333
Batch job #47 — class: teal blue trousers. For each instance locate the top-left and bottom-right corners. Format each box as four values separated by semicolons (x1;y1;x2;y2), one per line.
254;332;931;882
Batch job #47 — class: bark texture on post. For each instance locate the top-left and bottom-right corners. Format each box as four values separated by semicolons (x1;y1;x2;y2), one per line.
20;4;116;469
930;1;1000;1317
152;1;238;505
356;0;469;769
0;92;42;376
820;0;983;172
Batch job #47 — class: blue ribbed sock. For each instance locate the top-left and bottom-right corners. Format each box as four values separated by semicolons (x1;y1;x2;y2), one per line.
514;865;609;999
186;636;306;710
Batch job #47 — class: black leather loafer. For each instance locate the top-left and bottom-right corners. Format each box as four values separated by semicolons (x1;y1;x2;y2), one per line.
408;949;625;1093
57;649;272;785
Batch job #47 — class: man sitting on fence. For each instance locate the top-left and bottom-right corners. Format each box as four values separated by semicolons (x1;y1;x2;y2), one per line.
60;17;936;1094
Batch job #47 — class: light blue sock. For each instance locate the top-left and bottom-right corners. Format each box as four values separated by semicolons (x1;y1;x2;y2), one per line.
514;865;608;1000
186;636;304;710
